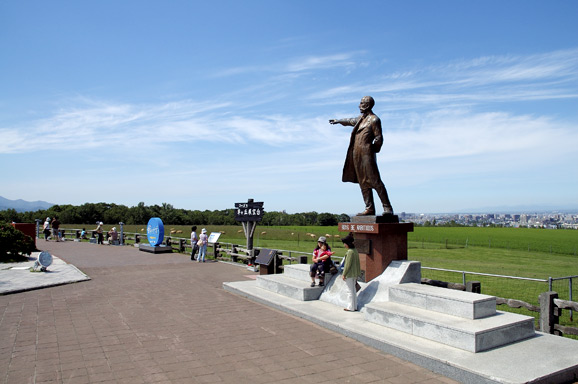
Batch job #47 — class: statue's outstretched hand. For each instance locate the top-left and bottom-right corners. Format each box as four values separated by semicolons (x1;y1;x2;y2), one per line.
329;119;338;125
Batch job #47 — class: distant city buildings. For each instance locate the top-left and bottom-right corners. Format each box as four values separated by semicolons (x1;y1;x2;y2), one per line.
399;212;578;229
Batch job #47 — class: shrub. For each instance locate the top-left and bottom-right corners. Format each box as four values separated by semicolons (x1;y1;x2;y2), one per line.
0;222;36;261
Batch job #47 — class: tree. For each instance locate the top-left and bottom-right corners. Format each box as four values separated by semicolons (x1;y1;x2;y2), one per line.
0;202;355;227
0;222;36;260
104;204;129;225
129;202;150;225
317;213;338;226
301;212;319;226
0;209;19;223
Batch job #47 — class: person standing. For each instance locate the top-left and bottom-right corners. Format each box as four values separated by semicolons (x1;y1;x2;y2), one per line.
197;228;208;262
190;226;198;261
330;96;394;216
51;216;61;242
95;222;104;244
43;217;51;241
341;234;361;312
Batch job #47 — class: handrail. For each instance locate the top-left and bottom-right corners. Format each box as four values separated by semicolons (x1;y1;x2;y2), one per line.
422;266;548;282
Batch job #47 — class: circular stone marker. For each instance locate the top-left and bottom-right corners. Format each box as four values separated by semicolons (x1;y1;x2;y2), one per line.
38;251;53;267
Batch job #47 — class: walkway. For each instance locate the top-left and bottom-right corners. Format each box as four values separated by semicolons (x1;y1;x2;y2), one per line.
0;240;457;383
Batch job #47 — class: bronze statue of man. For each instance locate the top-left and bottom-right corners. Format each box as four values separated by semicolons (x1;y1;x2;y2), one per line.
330;96;394;216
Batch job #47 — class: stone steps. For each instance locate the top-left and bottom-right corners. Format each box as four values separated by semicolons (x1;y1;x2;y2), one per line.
388;283;496;319
281;263;314;282
256;274;325;301
254;265;536;353
365;283;536;352
255;264;335;301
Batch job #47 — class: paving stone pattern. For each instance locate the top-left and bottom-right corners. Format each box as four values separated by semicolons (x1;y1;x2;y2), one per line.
0;241;457;383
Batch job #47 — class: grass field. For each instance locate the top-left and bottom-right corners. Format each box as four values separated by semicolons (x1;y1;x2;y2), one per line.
408;226;578;256
62;223;578;337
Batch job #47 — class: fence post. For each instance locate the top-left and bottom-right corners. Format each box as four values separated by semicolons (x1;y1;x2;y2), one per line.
539;291;558;334
466;281;481;293
570;278;574;321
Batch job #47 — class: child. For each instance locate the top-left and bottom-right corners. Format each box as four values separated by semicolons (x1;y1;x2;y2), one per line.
309;237;333;287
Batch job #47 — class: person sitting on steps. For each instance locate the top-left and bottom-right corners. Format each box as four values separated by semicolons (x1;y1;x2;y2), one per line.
309;236;333;287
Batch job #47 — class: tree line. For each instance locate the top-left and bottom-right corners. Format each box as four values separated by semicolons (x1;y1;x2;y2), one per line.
0;202;351;227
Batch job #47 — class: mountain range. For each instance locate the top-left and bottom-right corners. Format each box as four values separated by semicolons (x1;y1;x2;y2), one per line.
0;196;54;212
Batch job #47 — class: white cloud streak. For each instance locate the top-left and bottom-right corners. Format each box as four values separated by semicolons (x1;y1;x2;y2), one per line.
310;48;578;108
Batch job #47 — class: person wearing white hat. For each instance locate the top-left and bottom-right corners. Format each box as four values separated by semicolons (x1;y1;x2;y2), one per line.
108;227;118;245
94;221;104;244
197;228;208;262
43;217;51;241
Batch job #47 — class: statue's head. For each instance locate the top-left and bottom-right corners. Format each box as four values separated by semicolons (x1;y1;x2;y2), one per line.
359;96;375;112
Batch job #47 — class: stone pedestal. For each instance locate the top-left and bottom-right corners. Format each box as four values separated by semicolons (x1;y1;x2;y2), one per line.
138;244;173;254
339;216;413;282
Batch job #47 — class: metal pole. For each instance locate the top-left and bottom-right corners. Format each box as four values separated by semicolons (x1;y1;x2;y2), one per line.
570;278;573;321
119;222;124;246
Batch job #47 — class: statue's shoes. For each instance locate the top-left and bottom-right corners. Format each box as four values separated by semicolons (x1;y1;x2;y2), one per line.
382;206;394;215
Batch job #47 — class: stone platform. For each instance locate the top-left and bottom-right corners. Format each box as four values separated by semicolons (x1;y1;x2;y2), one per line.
224;262;578;383
138;244;173;253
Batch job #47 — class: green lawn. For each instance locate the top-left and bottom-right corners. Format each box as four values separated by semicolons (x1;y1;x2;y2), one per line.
409;226;578;256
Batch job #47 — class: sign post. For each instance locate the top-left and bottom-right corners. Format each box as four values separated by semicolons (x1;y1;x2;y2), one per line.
234;199;264;267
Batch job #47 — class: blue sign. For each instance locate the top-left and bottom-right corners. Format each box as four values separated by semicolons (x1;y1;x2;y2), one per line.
147;217;164;246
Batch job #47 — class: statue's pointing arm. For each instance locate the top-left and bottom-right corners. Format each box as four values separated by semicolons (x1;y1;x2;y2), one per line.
329;117;358;126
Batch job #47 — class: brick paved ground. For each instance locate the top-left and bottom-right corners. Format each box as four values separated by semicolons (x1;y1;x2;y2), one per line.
0;241;458;383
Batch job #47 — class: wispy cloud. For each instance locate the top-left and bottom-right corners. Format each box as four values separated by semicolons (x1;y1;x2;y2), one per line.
309;48;578;110
385;109;577;162
210;52;361;78
285;53;359;72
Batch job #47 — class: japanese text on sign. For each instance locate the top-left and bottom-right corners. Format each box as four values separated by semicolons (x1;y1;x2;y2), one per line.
235;201;264;222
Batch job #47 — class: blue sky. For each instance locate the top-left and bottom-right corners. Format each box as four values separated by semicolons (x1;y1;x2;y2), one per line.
1;1;577;215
